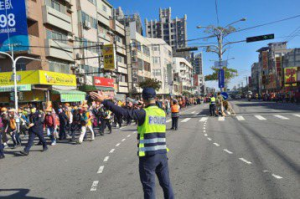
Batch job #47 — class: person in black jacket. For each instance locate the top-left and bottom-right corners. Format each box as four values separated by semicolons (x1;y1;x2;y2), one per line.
58;109;68;140
70;107;81;142
19;107;48;156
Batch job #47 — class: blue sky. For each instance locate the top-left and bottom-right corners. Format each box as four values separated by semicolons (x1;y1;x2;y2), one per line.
110;0;300;89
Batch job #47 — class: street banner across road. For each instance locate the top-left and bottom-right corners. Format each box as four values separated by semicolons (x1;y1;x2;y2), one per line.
0;0;29;52
218;69;225;88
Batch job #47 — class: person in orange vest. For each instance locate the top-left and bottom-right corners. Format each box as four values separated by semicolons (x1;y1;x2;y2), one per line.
170;99;180;130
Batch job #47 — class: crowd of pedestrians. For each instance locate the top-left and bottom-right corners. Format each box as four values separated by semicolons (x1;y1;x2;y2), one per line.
0;95;203;160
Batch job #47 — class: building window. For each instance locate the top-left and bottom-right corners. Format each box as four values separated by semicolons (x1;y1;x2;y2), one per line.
49;60;70;74
45;0;66;14
152;69;161;77
144;61;151;72
152;45;160;52
102;5;107;12
143;45;150;57
137;58;143;70
46;29;68;43
153;57;160;64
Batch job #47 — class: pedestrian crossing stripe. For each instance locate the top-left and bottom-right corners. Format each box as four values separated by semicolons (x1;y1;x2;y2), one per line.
199;117;208;122
294;114;300;118
181;118;191;122
254;115;266;120
236;116;245;121
218;117;225;121
274;115;289;120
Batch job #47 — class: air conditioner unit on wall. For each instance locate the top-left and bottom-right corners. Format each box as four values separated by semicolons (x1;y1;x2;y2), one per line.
76;53;83;60
84;21;91;30
67;35;74;41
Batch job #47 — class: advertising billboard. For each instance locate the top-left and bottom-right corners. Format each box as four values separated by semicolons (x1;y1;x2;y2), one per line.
93;77;114;87
103;44;116;71
0;0;29;52
284;67;298;87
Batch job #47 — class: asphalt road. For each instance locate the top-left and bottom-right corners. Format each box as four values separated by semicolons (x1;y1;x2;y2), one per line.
0;100;299;199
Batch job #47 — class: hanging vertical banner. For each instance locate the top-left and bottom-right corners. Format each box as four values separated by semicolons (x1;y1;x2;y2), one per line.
103;44;116;71
284;67;297;87
275;57;281;76
218;69;225;88
262;51;268;70
0;0;29;52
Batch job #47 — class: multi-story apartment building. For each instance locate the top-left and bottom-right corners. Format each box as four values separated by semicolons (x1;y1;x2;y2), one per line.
147;38;173;96
256;42;291;94
128;22;152;94
173;57;193;93
145;8;188;57
250;62;260;94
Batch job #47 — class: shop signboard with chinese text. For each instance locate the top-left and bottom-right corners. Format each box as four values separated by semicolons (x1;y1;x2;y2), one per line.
284;67;298;87
93;77;114;87
103;44;116;71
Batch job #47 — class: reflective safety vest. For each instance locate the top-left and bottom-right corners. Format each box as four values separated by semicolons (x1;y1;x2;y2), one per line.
171;104;180;113
137;106;168;157
210;97;216;104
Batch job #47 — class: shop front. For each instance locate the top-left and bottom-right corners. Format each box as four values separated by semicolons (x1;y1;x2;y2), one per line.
93;76;115;97
0;70;85;106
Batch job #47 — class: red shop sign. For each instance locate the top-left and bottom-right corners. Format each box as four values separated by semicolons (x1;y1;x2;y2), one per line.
93;77;114;87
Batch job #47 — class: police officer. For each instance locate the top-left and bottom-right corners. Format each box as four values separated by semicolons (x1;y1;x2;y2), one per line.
170;99;180;130
19;107;48;156
91;88;174;199
209;94;216;116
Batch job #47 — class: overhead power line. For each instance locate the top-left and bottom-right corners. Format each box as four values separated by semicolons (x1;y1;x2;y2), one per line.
215;0;220;25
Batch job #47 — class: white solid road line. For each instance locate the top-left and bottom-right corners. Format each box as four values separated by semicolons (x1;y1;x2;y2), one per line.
239;158;252;165
200;117;208;122
218;117;225;121
122;139;126;142
255;115;267;120
223;149;233;154
90;181;99;191
272;174;283;179
127;134;131;138
181;118;191;123
274;115;289;120
236;116;245;121
116;143;121;147
97;166;104;174
109;149;115;153
166;119;172;123
207;138;212;141
213;143;220;147
104;156;109;162
293;114;300;118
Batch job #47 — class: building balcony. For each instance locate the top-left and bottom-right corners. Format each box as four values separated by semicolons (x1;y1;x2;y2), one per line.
42;5;72;33
45;39;74;62
116;45;126;55
114;20;125;36
117;65;128;74
118;85;129;93
118;81;128;87
97;12;110;27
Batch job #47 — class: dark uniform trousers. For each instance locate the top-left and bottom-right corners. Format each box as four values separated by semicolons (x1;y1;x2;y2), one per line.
0;132;4;157
139;153;174;199
100;119;112;134
209;104;216;116
24;129;47;153
171;117;178;130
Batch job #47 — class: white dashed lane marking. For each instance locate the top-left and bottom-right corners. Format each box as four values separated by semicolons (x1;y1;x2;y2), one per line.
293;114;300;118
239;158;252;165
104;156;109;162
90;181;99;191
274;115;289;120
109;149;115;153
199;117;208;122
127;134;131;138
218;117;225;121
204;134;207;136
255;115;267;120
213;143;220;147
191;111;196;114
223;149;233;154
181;118;191;123
236;116;245;121
272;174;283;179
116;143;121;147
122;139;126;142
166;119;172;123
207;138;212;141
97;166;104;174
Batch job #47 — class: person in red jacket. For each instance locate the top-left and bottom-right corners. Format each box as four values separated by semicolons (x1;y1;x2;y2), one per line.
45;108;57;146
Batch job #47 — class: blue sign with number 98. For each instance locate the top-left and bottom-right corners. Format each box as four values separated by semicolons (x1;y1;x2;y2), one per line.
0;0;29;52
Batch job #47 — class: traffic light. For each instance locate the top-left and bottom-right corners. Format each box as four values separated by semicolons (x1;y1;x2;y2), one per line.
246;34;275;43
176;47;198;52
9;92;15;102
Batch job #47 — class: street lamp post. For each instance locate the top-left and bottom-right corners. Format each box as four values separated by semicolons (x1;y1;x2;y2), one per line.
197;18;246;91
0;51;41;111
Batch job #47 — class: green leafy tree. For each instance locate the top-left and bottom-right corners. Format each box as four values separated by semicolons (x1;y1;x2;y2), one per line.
205;67;238;81
138;78;162;91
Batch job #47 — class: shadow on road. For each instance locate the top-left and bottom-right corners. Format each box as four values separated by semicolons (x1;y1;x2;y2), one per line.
0;189;44;199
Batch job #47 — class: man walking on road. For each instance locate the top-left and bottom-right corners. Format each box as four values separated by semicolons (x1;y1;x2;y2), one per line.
91;88;174;199
170;99;180;130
